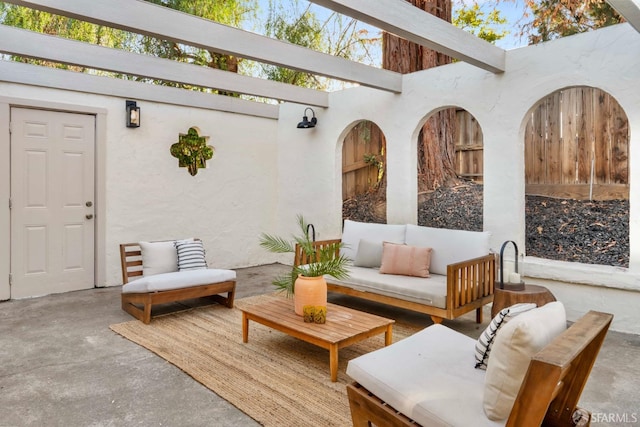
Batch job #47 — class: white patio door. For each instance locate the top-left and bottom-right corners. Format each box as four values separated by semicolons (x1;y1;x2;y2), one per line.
10;108;95;298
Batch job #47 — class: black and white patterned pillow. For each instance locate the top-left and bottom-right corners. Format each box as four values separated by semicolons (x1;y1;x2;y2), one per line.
474;303;536;369
175;239;207;271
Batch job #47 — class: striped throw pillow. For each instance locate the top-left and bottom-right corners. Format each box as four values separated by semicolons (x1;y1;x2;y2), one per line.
175;239;207;271
474;303;536;370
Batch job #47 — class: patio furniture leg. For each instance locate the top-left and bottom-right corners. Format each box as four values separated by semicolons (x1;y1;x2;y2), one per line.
476;307;483;324
330;343;339;382
242;312;249;343
385;324;393;346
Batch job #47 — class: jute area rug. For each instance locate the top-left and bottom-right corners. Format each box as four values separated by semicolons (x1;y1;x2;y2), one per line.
110;294;421;427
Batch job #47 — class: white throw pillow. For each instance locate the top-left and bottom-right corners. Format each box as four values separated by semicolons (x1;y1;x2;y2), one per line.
140;240;179;276
483;301;567;421
353;239;384;268
175;239;207;271
340;220;406;261
474;303;536;370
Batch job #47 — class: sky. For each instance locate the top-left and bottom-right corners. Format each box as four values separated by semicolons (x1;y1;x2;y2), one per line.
475;0;531;50
255;0;532;51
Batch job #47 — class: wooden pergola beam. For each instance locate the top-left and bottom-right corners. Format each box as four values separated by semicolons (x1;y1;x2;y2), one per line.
0;25;329;107
4;0;403;93
308;0;506;73
607;0;640;33
0;60;279;119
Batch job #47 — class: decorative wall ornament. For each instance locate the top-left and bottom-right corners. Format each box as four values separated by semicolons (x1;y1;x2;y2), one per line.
170;127;214;176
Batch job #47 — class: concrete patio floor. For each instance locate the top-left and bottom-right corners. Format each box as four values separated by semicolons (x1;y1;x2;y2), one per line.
1;263;639;427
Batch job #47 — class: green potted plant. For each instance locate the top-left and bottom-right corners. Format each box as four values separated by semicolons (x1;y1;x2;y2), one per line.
259;215;350;315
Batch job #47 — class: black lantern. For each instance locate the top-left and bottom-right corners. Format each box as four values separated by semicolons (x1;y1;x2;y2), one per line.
296;107;317;129
126;100;140;128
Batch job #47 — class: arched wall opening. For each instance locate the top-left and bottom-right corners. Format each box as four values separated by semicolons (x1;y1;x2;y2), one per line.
417;107;484;231
523;86;630;267
340;120;387;224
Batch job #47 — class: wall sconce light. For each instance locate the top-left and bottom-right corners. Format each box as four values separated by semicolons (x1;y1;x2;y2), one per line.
126;100;140;128
297;107;317;129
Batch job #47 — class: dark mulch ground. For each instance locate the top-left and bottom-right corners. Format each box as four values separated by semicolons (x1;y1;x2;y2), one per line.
343;182;629;267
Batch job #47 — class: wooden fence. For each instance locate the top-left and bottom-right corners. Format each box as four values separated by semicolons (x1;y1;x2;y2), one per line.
343;87;629;201
524;87;629;199
455;87;629;200
455;110;484;182
342;121;385;200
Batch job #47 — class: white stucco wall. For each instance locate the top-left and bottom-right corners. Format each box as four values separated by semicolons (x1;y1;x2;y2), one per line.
0;83;279;290
276;23;640;334
2;23;640;333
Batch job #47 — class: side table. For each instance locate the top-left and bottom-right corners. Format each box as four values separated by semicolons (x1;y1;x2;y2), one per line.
491;284;557;318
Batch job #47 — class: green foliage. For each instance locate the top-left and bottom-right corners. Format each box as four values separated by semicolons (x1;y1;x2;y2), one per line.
259;0;380;90
453;2;508;44
0;0;257;91
259;214;350;296
0;4;134;70
526;0;623;44
0;0;375;93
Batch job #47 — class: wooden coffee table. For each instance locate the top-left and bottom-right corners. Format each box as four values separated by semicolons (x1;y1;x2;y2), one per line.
240;296;394;382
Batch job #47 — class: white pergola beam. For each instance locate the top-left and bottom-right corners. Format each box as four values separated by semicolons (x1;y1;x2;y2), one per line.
0;25;329;107
0;60;279;118
4;0;402;93
308;0;505;73
607;0;640;33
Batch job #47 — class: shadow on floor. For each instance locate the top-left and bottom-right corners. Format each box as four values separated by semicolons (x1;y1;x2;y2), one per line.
1;263;638;426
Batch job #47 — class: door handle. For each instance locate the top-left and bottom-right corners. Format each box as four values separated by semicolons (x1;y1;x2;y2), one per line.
86;214;94;220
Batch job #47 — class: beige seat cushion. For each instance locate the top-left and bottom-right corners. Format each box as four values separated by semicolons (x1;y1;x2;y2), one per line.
483;301;567;420
347;324;505;427
122;269;236;293
327;266;448;308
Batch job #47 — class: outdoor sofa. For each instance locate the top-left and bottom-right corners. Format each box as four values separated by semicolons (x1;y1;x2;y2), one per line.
346;301;613;426
295;220;495;324
119;239;236;324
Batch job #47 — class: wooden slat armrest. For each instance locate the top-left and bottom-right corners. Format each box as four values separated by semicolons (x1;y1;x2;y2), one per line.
446;253;496;271
445;253;495;323
446;253;496;306
508;310;613;427
294;239;342;266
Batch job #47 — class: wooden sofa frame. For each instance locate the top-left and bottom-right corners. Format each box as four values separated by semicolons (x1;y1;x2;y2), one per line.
347;310;613;427
295;239;496;324
120;241;236;324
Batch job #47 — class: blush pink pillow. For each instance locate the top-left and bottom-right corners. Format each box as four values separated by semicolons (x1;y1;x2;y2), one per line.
379;242;432;278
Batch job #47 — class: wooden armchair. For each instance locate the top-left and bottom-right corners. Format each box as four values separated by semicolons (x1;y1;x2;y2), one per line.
347;310;613;427
120;241;236;324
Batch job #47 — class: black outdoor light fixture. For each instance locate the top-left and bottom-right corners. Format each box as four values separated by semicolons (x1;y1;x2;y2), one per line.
297;107;317;129
126;100;141;128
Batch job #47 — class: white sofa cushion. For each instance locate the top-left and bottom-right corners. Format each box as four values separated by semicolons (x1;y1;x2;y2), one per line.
140;240;179;276
122;269;236;294
483;302;567;420
341;220;406;261
347;324;506;427
405;224;491;275
326;266;447;308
